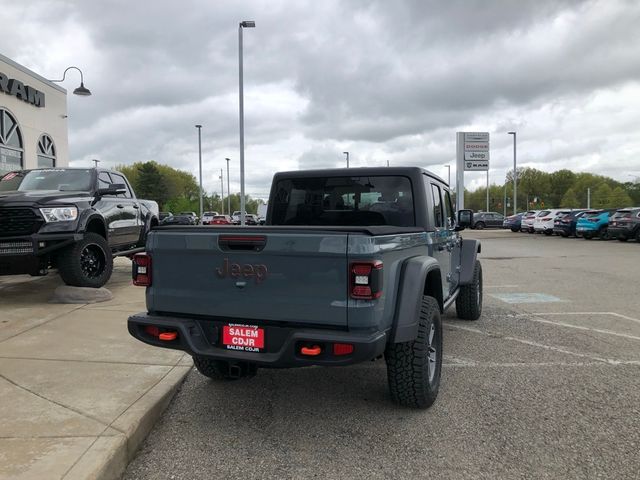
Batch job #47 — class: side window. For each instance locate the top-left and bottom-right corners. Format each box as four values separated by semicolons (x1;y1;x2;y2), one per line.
443;190;454;229
98;172;113;191
109;173;132;198
430;184;444;228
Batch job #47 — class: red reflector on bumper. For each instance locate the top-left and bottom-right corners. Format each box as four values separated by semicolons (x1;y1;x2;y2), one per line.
144;325;160;337
333;343;354;356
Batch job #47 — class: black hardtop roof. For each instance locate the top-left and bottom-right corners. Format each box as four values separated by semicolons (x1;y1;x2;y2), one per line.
273;166;448;187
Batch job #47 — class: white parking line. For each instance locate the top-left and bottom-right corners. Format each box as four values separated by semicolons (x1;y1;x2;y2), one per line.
514;315;640;342
484;285;520;288
525;311;640;325
443;361;628;368
445;323;640;365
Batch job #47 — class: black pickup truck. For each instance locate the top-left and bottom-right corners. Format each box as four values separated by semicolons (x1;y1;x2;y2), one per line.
129;167;481;408
0;168;159;287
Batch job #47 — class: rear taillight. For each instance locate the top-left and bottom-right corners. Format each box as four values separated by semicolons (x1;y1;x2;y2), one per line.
350;261;383;299
132;253;152;286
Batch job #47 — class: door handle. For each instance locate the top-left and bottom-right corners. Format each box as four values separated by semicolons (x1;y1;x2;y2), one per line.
133;204;140;209
116;204;124;209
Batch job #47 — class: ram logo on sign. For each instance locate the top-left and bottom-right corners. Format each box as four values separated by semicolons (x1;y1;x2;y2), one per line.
0;72;45;108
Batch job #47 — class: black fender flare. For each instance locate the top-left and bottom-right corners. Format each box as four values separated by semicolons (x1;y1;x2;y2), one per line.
77;209;108;239
459;238;481;285
390;255;441;343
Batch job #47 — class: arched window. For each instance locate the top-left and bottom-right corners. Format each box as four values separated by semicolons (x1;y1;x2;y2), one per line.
37;134;56;168
0;108;23;173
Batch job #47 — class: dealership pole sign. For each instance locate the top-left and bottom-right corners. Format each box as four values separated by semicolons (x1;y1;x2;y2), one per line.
455;131;490;210
0;72;45;108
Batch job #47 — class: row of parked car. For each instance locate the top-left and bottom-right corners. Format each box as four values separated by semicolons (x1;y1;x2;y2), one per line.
158;211;263;226
488;207;640;241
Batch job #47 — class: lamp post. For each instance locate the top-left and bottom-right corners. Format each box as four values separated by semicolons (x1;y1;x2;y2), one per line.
239;20;255;226
195;125;203;222
92;159;100;168
50;66;92;96
225;158;231;215
486;169;489;212
220;168;225;215
508;131;517;214
343;151;349;168
444;165;450;185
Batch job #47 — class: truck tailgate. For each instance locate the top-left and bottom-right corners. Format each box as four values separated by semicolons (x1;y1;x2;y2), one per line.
146;229;348;326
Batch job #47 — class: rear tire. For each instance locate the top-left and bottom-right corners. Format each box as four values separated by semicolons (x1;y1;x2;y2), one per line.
456;260;483;320
599;227;610;240
193;356;257;380
617;236;628;242
57;232;113;288
475;222;485;230
385;296;442;409
544;230;553;236
511;227;519;233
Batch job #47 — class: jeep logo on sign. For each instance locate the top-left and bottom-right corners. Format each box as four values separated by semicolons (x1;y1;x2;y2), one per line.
216;258;268;283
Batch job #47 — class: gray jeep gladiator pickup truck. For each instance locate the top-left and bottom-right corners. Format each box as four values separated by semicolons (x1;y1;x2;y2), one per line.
128;167;481;408
0;168;159;287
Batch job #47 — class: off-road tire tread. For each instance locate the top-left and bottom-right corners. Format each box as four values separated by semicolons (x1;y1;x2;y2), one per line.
57;232;113;288
385;296;442;409
455;260;482;320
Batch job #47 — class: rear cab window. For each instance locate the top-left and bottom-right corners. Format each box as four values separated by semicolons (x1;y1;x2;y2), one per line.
271;175;415;226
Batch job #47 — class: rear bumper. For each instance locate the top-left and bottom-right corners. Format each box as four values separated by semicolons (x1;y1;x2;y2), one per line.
128;312;388;368
607;226;635;238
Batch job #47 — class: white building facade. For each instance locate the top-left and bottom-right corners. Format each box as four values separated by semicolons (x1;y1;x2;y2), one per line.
0;53;68;173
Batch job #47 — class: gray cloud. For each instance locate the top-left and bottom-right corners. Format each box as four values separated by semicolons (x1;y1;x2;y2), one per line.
2;0;639;196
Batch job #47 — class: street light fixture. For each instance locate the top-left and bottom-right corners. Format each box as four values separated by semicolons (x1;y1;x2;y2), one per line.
50;66;92;96
195;125;203;222
508;131;517;215
225;158;231;215
343;151;349;168
238;20;255;226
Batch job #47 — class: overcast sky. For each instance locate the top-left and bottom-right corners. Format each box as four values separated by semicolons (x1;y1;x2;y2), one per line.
3;0;640;197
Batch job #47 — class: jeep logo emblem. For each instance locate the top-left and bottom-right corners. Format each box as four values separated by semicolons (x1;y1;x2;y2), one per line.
216;258;268;283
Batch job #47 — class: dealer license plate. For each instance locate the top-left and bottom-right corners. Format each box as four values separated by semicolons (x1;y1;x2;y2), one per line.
222;324;264;352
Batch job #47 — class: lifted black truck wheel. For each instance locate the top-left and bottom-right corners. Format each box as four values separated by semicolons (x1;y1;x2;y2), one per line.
57;233;113;288
385;296;442;409
455;260;483;320
193;356;257;380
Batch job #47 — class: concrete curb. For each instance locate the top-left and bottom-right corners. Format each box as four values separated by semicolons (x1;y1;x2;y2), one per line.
64;364;192;480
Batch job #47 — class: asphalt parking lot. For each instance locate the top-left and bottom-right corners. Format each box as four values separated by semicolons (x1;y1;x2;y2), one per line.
123;230;640;480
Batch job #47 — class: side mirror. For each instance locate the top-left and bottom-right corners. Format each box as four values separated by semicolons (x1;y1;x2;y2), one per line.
98;183;127;196
456;209;473;231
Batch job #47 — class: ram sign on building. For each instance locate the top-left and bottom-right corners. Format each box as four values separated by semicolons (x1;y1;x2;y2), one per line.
0;53;69;173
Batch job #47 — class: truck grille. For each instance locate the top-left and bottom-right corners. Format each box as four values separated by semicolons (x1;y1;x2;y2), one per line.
0;240;33;255
0;208;43;237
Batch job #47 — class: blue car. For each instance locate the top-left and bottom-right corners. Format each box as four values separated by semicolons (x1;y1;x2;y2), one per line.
502;213;524;232
575;209;616;239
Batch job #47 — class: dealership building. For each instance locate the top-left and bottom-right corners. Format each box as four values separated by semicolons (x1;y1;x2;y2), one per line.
0;53;69;173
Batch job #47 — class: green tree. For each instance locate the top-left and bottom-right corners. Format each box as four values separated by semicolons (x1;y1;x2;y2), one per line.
135;162;170;207
560;188;580;208
592;183;612;209
607;186;632;208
